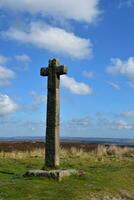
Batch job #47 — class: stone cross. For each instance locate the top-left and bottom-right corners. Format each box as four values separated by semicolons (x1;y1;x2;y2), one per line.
40;58;67;168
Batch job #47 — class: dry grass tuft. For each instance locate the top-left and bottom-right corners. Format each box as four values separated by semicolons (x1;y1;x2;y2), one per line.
96;145;134;158
0;145;133;160
0;148;44;159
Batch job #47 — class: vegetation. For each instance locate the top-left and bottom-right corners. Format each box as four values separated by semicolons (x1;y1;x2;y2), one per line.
0;144;134;200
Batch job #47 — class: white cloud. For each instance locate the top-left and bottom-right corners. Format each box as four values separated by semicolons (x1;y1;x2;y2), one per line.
69;117;92;127
82;70;95;78
107;57;134;79
114;120;132;130
122;110;134;117
0;66;15;79
0;0;100;23
15;54;31;62
96;113;133;130
0;55;10;64
61;75;92;95
0;66;15;86
62;116;92;131
2;23;92;59
106;81;120;90
28;91;47;110
0;94;18;116
63;115;133;132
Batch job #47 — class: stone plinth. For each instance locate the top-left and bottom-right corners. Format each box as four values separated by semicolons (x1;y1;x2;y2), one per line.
24;169;78;181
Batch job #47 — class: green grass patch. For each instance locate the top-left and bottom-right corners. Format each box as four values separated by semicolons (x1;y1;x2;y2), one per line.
0;149;134;200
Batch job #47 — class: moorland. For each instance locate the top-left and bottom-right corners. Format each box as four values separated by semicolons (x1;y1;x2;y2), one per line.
0;141;134;200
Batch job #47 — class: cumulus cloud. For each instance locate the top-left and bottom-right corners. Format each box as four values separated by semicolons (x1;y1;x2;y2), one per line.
106;81;120;90
0;94;18;116
107;57;134;79
0;55;10;64
0;0;100;23
82;70;95;78
15;54;31;62
0;66;15;86
61;75;92;95
2;23;92;59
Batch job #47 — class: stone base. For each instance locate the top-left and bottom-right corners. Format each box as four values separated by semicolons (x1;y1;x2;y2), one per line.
24;169;78;181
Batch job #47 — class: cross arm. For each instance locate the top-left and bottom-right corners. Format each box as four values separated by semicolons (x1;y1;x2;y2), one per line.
56;65;68;75
40;67;49;76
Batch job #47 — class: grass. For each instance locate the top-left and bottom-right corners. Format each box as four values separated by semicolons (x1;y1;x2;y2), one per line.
0;145;134;200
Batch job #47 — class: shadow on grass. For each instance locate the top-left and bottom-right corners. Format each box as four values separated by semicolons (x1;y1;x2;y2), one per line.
0;171;15;175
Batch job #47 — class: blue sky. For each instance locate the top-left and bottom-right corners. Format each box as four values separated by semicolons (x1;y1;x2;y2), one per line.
0;0;134;138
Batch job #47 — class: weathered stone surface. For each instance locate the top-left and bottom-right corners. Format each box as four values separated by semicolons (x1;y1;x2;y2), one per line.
24;169;78;181
40;58;68;168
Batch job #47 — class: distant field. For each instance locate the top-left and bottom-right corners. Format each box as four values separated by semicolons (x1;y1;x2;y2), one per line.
0;141;99;152
0;142;134;200
0;140;132;152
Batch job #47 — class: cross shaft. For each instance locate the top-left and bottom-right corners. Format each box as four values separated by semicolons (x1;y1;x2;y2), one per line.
40;58;67;167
